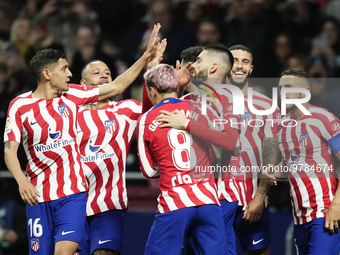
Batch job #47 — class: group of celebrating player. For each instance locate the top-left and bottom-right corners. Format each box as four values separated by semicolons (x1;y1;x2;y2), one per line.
3;23;340;255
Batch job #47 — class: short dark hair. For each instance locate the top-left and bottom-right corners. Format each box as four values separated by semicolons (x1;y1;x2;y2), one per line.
180;46;204;65
281;69;309;78
229;44;253;63
203;45;234;75
29;48;65;81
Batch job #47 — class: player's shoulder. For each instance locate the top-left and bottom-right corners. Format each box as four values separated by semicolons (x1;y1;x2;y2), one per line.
180;92;201;104
251;90;275;103
68;84;89;90
65;84;99;97
116;99;142;106
308;105;338;122
8;91;34;108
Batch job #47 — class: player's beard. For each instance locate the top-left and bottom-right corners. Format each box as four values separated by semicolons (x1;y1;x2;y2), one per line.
286;103;297;112
196;68;208;81
286;93;304;112
229;72;250;87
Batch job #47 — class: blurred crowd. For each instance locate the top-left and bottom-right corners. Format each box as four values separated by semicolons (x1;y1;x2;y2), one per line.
0;0;339;121
1;1;340;252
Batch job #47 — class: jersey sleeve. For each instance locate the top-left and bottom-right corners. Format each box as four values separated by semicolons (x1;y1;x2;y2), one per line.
4;100;21;143
142;80;154;113
137;113;160;178
64;84;99;106
318;110;340;154
319;111;340;140
115;99;143;120
189;115;239;152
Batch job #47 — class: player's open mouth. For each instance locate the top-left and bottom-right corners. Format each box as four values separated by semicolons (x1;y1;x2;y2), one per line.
234;71;245;76
99;80;108;84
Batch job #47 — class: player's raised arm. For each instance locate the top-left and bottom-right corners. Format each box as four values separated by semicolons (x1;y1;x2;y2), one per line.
98;24;161;101
4;141;40;206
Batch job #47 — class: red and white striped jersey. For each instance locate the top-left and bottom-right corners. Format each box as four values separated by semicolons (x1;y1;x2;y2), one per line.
4;84;99;202
137;97;220;213
278;105;340;225
183;90;243;202
77;100;142;216
182;90;241;203
219;89;280;206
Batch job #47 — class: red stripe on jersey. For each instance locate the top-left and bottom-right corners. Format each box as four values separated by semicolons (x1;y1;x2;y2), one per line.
103;159;115;211
116;122;131;206
89;161;103;214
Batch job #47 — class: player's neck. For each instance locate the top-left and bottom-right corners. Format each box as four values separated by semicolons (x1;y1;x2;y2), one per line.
289;102;310;120
239;83;248;96
207;75;223;85
31;82;60;99
155;92;178;105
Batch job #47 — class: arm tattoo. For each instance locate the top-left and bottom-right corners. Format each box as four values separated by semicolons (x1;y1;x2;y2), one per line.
263;137;279;166
256;178;271;197
4;141;11;150
255;137;280;198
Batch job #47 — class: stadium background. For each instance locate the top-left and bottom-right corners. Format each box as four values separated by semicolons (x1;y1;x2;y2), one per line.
0;0;339;254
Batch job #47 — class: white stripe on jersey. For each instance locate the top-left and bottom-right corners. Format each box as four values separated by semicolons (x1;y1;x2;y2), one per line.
137;113;160;178
160;191;178;212
173;187;196;207
192;184;215;205
203;182;220;204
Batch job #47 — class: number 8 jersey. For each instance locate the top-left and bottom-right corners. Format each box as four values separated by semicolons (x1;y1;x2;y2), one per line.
137;98;220;213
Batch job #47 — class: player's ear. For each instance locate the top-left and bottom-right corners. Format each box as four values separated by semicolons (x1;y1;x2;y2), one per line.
249;64;254;75
210;63;218;74
80;79;86;85
42;69;51;81
150;87;157;98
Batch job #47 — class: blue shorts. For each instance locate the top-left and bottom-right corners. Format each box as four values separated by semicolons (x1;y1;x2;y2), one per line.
145;204;227;255
83;209;127;255
220;200;238;255
294;217;340;255
233;206;271;251
26;192;86;255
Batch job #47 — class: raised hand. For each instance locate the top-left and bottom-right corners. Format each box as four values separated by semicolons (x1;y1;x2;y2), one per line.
145;23;161;58
147;38;167;70
177;61;194;87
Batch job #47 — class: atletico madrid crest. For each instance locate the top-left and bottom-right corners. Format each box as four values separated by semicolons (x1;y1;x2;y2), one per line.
104;119;116;134
58;104;70;118
299;133;309;147
31;238;40;251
